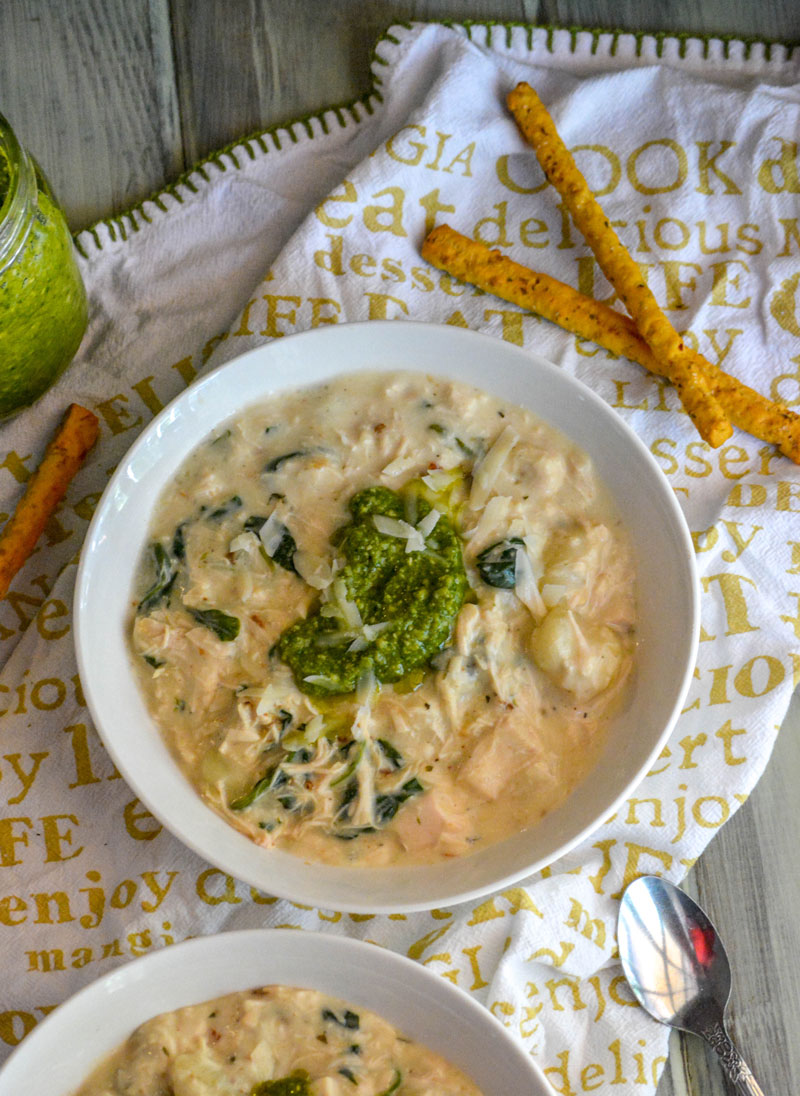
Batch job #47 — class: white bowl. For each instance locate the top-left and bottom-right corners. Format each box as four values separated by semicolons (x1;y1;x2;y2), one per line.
74;321;698;913
0;928;550;1095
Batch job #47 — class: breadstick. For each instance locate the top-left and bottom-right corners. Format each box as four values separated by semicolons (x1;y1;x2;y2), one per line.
507;81;732;449
0;403;100;598
421;225;800;463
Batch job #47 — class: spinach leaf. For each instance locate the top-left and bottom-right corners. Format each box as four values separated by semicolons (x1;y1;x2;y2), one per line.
377;1070;402;1096
230;765;282;811
243;516;298;574
171;522;187;561
189;608;240;642
374;776;424;824
264;450;307;473
476;537;525;589
377;738;404;770
322;1008;360;1030
243;514;269;534
138;542;177;613
338;778;359;812
207;495;243;521
331;741;364;787
271;528;298;574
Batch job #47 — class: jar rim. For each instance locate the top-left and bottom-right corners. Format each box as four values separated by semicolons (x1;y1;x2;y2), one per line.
0;112;22;221
0;112;35;271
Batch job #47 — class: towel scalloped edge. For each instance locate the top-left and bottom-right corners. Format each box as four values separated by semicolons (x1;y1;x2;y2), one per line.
73;18;800;259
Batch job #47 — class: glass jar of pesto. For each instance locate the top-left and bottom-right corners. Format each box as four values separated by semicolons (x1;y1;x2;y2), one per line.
0;113;88;419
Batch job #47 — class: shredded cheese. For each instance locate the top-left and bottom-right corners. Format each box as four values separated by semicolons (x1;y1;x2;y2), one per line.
331;577;363;629
514;542;546;619
303;714;326;743
372;514;425;553
373;510;441;554
228;531;260;557
416;508;441;539
303;674;340;690
258;511;286;558
421;468;455;492
541;582;568;607
469;425;518;510
293;550;333;590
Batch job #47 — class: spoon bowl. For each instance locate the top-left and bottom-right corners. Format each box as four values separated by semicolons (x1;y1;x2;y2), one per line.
617;876;765;1096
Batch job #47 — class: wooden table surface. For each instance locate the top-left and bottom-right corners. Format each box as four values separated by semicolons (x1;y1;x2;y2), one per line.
2;2;799;1093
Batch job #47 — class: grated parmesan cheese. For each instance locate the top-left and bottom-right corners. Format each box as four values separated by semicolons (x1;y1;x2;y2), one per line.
416;508;441;539
468;425;518;510
258;511;286;558
514;542;546;619
372;514;425;554
293;550;333;590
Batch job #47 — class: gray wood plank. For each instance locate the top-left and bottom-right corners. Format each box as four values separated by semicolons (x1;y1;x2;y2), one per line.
538;0;800;40
168;0;530;164
0;0;182;229
658;687;800;1095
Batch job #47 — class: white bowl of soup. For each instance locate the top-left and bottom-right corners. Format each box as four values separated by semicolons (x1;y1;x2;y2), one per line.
74;321;698;912
0;929;550;1095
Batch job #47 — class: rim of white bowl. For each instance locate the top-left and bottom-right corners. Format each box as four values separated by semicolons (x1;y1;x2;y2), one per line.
74;321;699;914
0;928;551;1095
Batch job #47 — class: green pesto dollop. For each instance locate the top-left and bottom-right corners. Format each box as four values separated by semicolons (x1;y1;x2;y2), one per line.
277;486;469;695
0;148;88;419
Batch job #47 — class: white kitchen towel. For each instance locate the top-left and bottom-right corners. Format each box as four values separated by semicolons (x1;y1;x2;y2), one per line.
1;20;799;1093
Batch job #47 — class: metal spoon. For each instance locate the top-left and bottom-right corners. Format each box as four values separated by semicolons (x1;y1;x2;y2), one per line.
617;875;765;1096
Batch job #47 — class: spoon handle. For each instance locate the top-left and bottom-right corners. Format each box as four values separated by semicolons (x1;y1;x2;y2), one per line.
702;1020;766;1096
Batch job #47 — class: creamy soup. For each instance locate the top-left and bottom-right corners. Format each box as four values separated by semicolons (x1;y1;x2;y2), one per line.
130;371;636;866
74;984;483;1095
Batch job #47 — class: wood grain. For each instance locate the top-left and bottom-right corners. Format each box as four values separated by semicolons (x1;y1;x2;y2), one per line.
676;688;800;1095
0;0;183;229
0;2;798;1093
537;0;800;39
168;0;531;164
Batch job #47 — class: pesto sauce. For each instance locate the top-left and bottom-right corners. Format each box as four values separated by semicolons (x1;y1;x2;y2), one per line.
0;147;88;418
277;486;469;695
0;153;9;208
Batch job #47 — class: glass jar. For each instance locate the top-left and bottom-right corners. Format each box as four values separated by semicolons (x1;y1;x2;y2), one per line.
0;113;88;420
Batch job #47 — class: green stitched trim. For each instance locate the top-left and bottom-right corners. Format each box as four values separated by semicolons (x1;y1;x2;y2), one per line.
449;16;798;60
74;76;386;255
73;18;800;256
